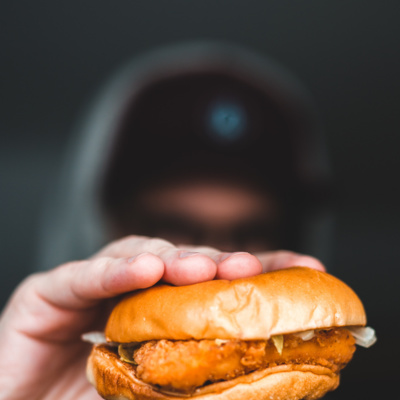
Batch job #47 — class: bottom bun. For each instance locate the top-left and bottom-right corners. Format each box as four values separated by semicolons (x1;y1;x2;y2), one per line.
87;345;340;400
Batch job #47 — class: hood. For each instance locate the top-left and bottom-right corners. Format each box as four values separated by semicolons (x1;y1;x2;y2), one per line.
37;42;332;271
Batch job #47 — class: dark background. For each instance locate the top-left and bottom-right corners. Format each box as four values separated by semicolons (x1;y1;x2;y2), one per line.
1;1;399;398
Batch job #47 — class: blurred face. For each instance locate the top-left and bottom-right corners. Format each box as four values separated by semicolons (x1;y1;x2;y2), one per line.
118;179;282;253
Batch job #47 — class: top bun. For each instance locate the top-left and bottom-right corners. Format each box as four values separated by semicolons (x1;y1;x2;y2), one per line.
105;267;366;343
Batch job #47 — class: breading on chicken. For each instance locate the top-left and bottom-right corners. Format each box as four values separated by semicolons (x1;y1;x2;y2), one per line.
127;328;355;394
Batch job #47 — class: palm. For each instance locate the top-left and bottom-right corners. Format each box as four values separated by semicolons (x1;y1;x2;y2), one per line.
0;292;108;400
43;349;103;400
36;344;101;400
36;305;110;399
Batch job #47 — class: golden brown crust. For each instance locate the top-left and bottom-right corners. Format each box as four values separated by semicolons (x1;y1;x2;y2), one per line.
105;267;366;343
133;329;355;392
87;345;340;400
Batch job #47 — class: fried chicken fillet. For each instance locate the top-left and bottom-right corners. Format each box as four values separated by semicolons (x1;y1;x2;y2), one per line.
132;328;355;393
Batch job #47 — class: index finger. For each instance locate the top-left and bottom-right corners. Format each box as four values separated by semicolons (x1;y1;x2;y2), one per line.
34;253;165;310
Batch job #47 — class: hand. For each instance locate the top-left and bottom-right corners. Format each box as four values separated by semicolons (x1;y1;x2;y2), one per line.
0;235;325;400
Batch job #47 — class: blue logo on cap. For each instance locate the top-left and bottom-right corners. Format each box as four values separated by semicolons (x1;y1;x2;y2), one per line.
208;102;247;143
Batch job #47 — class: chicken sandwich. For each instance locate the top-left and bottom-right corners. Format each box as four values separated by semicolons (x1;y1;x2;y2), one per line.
86;267;376;400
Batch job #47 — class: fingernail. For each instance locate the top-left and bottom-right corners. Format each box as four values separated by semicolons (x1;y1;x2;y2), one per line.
127;253;149;263
179;251;200;258
219;253;233;262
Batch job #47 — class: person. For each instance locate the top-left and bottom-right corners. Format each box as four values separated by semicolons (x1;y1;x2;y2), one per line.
0;43;330;399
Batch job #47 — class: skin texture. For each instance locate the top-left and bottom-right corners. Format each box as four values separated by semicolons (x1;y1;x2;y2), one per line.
0;235;325;400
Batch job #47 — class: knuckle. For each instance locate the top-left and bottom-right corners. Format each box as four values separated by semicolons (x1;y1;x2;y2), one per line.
144;237;174;252
90;256;114;272
13;272;42;296
119;234;143;244
105;234;143;250
107;235;137;250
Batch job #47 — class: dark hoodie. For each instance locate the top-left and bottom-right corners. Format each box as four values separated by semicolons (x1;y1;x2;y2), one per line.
37;42;331;271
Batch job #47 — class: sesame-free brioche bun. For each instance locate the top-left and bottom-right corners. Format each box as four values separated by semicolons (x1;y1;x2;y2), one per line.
105;267;366;343
87;267;367;400
87;344;340;400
